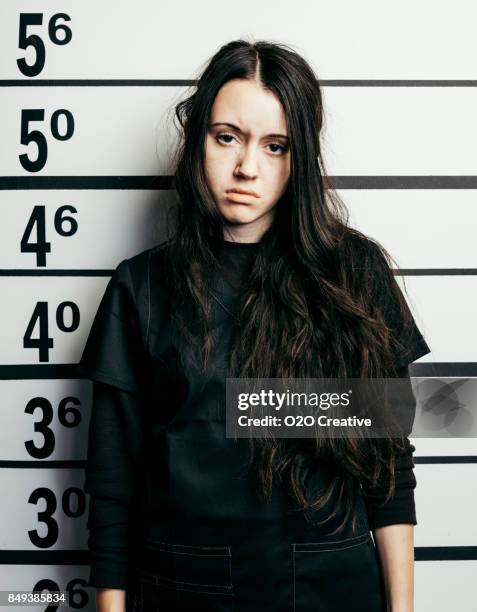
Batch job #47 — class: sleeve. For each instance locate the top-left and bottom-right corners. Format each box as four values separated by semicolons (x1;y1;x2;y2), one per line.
361;365;418;530
368;243;431;371
360;242;431;529
77;258;146;394
77;259;149;588
84;382;148;589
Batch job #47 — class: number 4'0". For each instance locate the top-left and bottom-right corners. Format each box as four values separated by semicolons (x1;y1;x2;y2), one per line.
24;301;80;362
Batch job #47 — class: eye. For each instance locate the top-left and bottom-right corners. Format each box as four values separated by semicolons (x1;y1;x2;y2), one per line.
268;142;289;155
216;132;237;145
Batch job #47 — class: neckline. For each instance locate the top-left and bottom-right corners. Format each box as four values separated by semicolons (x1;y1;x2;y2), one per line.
214;239;259;297
220;239;261;249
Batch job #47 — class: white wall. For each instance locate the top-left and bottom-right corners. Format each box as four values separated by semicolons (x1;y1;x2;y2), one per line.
0;1;476;610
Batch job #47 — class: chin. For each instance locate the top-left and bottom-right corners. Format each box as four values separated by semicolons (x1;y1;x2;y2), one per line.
218;206;258;226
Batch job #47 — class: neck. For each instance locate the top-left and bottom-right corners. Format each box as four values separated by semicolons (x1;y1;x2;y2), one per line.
222;212;273;243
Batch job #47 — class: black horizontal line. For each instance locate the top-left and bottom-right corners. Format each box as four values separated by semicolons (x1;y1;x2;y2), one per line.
2;175;477;190
324;80;477;87
1;268;475;277
2;457;476;469
0;550;91;565
0;364;81;379
0;79;196;87
414;456;477;464
2;79;477;87
414;546;477;561
0;547;475;565
0;176;172;190
0;363;474;380
394;269;477;276
0;269;113;276
409;363;477;377
0;460;86;469
330;176;477;189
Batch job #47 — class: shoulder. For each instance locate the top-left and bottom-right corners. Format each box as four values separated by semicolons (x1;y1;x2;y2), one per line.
340;228;391;266
337;229;395;292
101;241;170;332
117;241;172;345
122;240;170;283
338;229;431;368
336;229;409;330
114;240;171;299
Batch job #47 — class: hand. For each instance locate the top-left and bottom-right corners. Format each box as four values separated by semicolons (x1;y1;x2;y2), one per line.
96;588;126;612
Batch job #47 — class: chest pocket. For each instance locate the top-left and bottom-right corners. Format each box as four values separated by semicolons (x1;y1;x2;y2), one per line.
133;540;233;612
292;532;386;612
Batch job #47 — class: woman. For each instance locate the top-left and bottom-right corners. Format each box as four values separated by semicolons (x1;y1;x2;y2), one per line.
79;39;431;612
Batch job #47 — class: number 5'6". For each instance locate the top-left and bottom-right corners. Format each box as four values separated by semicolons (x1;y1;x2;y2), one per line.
17;13;72;77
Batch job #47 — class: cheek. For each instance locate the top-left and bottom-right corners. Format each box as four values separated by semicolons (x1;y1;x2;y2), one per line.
278;154;291;179
205;158;227;192
204;155;219;188
205;143;234;185
266;159;290;194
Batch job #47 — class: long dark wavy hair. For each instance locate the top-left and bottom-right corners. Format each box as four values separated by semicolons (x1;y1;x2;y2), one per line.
162;39;416;534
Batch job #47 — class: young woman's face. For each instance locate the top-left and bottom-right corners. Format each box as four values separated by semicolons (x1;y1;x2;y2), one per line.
205;78;291;242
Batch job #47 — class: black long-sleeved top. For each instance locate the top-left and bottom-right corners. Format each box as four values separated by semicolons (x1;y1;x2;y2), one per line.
80;238;431;590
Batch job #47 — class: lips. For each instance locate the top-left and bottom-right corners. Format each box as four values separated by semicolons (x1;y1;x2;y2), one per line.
226;188;259;198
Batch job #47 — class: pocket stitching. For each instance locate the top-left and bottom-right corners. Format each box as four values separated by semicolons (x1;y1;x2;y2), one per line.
292;533;379;612
139;570;233;591
144;540;231;556
144;543;230;557
139;572;234;597
293;532;370;553
149;541;231;550
158;581;233;597
138;542;234;595
294;539;370;554
292;534;371;610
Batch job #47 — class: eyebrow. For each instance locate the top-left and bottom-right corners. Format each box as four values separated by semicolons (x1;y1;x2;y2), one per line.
209;122;289;141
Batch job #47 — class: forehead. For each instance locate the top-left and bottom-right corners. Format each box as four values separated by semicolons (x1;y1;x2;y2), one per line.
210;79;288;135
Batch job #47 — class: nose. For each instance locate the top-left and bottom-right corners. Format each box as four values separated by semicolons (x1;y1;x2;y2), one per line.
234;146;258;180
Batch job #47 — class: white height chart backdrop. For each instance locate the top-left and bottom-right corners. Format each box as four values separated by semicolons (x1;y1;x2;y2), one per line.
0;1;476;610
